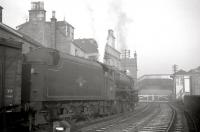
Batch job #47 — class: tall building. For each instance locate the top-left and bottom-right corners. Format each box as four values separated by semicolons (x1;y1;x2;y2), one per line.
120;50;137;79
17;1;77;54
104;29;121;69
120;50;138;90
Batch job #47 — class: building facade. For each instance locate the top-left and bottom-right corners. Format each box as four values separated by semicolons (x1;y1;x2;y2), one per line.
174;70;190;100
70;42;86;58
120;50;137;79
104;29;121;69
138;74;173;102
17;1;85;57
73;38;99;61
189;67;200;95
174;67;200;99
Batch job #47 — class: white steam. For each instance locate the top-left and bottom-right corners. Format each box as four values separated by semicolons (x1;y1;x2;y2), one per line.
85;0;132;62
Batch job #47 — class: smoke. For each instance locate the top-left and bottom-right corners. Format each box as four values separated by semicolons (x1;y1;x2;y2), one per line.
84;0;132;62
109;0;132;51
116;12;132;51
84;0;109;62
85;2;96;37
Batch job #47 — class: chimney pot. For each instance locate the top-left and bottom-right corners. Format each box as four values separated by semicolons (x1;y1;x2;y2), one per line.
31;1;44;10
52;11;56;18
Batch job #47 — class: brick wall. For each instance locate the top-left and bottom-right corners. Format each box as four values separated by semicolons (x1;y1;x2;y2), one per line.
18;21;75;55
18;22;48;47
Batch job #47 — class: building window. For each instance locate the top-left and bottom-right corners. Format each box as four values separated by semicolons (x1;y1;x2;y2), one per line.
66;27;69;36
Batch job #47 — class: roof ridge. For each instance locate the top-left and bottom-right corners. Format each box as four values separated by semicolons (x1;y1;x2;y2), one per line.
0;23;42;47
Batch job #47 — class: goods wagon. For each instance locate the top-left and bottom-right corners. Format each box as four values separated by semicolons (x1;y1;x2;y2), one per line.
0;38;22;110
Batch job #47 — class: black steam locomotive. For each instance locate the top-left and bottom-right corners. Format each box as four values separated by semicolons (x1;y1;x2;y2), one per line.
1;44;138;131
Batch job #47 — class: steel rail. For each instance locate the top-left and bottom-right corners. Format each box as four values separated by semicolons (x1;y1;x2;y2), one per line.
78;103;153;132
90;103;158;132
137;103;176;132
166;104;177;132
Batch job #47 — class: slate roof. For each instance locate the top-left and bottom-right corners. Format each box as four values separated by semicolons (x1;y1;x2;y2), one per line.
56;21;74;29
175;69;187;75
187;66;200;74
0;22;42;47
73;39;98;53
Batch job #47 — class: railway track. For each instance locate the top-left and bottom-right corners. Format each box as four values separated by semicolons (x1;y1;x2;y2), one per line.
138;103;175;132
170;102;200;132
75;103;148;128
169;103;185;132
34;102;198;132
73;102;199;132
75;103;158;132
184;109;200;132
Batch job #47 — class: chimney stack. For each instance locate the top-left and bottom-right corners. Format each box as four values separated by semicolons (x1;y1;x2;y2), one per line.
50;10;57;49
107;29;116;48
0;6;3;23
51;11;57;22
29;1;46;21
52;11;56;19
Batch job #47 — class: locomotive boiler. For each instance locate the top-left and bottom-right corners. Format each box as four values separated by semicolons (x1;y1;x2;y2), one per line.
22;47;138;129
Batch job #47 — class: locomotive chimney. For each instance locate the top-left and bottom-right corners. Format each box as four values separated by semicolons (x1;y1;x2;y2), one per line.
0;6;3;23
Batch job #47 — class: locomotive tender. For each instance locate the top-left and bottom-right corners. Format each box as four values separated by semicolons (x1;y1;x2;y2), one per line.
22;47;138;127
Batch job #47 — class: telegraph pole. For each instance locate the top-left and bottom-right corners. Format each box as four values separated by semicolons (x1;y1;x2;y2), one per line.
172;64;178;100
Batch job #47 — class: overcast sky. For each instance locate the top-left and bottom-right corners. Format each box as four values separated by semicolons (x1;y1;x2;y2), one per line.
1;0;200;76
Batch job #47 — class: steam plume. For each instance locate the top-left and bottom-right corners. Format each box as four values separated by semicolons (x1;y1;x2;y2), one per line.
109;0;132;51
